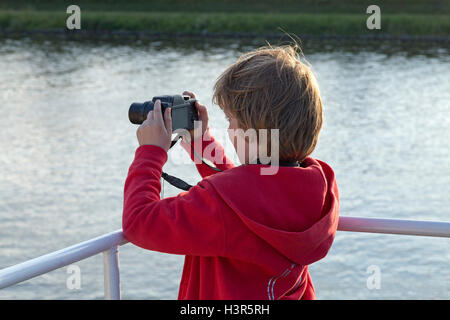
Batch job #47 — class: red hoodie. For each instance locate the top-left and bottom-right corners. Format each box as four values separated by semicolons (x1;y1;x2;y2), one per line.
122;130;339;300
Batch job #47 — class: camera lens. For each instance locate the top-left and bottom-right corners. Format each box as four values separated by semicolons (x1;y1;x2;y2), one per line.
129;101;154;124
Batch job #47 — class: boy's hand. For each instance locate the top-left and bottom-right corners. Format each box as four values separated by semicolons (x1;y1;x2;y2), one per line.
136;100;172;151
183;91;209;140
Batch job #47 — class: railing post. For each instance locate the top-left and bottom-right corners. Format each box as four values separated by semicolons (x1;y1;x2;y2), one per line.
103;245;121;300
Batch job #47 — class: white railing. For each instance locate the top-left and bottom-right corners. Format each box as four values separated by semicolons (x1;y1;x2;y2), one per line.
0;216;449;299
337;216;450;238
0;230;128;299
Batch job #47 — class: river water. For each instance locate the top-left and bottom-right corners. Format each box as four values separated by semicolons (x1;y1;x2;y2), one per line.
0;37;449;299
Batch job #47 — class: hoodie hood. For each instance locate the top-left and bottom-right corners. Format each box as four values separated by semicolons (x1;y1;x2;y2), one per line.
209;157;340;266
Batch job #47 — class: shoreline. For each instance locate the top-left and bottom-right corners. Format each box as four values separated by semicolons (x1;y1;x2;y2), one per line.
1;29;450;44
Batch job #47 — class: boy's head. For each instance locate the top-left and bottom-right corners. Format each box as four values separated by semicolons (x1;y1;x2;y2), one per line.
213;45;323;163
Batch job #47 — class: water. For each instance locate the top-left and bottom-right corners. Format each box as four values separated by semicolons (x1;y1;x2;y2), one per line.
0;37;449;299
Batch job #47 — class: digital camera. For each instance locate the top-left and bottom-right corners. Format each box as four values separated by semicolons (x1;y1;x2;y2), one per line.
129;95;198;131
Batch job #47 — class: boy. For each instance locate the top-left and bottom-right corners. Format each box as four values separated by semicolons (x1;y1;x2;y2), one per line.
122;45;339;300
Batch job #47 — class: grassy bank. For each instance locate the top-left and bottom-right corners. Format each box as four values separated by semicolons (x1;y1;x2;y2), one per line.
0;1;449;38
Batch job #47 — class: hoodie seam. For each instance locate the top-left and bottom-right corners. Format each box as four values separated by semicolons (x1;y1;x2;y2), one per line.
220;205;227;257
217;193;227;257
316;165;328;194
203;179;228;257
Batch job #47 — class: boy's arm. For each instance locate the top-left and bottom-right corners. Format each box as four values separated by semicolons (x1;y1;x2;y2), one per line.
122;144;226;256
180;127;235;178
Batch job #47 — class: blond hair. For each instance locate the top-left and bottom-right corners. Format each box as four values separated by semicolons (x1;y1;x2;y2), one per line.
213;45;323;162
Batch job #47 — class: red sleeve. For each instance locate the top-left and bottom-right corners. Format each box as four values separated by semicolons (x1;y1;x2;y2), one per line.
122;144;226;256
180;128;235;178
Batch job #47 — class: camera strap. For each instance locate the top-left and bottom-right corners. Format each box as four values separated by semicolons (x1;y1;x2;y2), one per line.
161;136;223;191
161;171;194;191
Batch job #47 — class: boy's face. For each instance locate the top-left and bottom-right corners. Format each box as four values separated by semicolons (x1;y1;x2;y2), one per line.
226;113;253;164
227;115;239;131
226;112;239;149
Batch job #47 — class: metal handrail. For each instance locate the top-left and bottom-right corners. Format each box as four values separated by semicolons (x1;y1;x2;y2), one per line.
337;216;450;238
0;216;449;299
0;229;128;299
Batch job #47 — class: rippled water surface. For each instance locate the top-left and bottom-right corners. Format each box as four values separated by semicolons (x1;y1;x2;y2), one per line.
0;37;449;299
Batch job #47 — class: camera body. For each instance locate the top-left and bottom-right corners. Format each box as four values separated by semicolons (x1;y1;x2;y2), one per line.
129;95;198;131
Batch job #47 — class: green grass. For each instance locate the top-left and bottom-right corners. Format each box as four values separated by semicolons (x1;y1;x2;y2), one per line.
1;11;449;37
0;1;449;37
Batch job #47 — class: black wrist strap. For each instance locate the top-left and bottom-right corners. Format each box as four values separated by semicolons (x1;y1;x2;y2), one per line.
161;136;193;191
161;136;208;191
161;171;193;191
